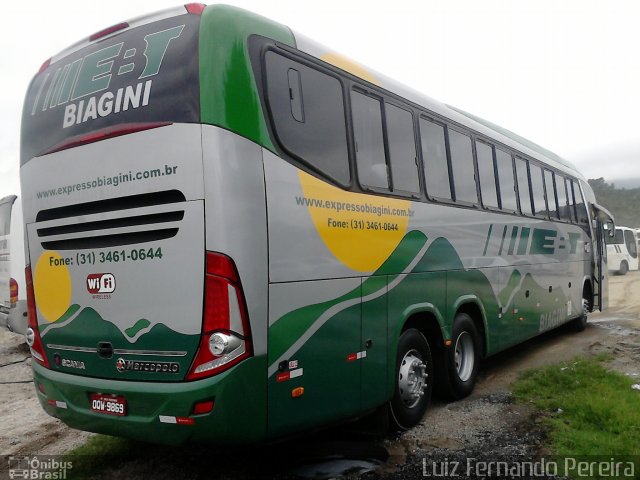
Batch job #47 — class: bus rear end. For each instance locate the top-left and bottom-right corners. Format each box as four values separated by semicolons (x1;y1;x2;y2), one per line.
20;4;264;445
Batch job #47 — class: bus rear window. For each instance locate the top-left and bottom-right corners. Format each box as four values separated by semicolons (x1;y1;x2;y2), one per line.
21;13;200;164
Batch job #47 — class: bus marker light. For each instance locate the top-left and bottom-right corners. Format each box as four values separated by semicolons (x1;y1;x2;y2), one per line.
444;340;453;347
192;400;214;415
38;383;46;395
291;387;304;398
89;22;129;42
185;3;206;15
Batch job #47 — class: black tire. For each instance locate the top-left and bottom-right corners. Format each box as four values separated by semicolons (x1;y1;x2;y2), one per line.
440;313;481;400
619;261;629;276
389;328;433;430
572;293;590;332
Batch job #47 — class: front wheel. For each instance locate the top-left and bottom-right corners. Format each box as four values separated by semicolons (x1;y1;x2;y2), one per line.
619;261;629;275
440;313;481;400
389;329;433;430
571;294;590;332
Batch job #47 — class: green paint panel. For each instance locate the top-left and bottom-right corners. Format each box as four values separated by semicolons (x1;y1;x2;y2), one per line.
42;307;199;382
199;5;295;150
33;356;268;445
268;291;361;437
268;230;427;365
361;276;389;410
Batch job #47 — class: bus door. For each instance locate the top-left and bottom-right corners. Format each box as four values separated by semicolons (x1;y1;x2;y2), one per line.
592;204;612;311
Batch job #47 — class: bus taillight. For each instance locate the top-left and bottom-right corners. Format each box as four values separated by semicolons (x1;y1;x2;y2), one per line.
186;252;252;381
9;278;18;305
25;266;50;369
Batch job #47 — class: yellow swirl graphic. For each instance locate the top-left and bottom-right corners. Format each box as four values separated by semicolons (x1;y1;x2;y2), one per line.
34;251;72;322
299;172;411;272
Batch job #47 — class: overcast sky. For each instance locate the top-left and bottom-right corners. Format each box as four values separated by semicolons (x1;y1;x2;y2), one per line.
2;0;639;199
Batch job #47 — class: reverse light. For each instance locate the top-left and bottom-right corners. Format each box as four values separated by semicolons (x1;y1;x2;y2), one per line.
25;266;50;368
186;252;252;381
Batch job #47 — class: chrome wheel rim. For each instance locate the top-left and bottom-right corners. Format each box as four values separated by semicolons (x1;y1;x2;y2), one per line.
454;331;475;382
398;349;428;408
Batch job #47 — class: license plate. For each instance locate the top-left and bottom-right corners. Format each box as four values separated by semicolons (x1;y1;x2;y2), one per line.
90;393;127;416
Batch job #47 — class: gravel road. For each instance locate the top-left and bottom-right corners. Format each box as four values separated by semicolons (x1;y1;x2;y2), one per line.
1;273;638;479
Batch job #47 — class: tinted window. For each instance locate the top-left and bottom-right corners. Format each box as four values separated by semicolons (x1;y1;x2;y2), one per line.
558;177;572;221
476;141;499;208
572;180;589;224
265;52;350;184
352;91;388;189
496;149;517;212
420;118;451;200
624;230;638;258
529;164;546;217
448;130;477;203
544;170;559;219
386;104;419;193
515;157;533;215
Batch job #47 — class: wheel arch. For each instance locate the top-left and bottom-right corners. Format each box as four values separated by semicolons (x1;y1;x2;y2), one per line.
452;296;488;358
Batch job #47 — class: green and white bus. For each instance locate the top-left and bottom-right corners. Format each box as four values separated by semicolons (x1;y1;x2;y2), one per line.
21;3;613;444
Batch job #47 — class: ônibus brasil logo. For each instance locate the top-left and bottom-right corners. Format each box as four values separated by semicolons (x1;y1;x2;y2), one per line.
86;273;116;294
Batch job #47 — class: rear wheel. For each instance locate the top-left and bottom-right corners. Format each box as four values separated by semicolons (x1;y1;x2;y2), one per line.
440;313;481;400
389;328;433;430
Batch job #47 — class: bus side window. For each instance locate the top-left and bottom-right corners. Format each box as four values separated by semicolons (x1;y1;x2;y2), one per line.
572;180;589;225
448;129;477;204
495;148;517;213
476;140;499;209
544;170;559;219
558;176;572;222
624;229;638;258
515;157;533;216
529;164;546;217
351;91;389;190
265;52;350;185
385;103;420;194
419;118;452;200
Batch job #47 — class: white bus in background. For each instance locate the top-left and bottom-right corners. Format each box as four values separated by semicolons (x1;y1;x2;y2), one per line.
605;225;639;275
0;195;27;334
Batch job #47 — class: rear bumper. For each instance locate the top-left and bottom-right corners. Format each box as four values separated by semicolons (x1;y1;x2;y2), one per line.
32;356;267;445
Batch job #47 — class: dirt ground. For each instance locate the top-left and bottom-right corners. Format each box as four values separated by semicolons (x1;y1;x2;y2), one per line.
0;273;638;479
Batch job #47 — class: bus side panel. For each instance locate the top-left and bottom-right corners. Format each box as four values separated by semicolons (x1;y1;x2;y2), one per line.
202;126;269;437
267;279;362;437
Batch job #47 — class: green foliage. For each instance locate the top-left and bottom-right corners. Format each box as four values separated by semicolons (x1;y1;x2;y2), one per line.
589;178;640;227
514;356;640;464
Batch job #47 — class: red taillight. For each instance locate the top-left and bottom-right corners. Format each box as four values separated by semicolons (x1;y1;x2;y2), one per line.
25;266;50;369
43;122;172;155
185;3;206;15
9;278;18;305
186;252;252;381
89;22;129;42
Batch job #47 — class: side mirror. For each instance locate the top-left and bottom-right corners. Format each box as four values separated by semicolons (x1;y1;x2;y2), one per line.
606;221;615;237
